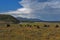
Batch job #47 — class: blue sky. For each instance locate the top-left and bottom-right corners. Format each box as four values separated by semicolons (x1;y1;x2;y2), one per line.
0;0;60;21
0;0;22;12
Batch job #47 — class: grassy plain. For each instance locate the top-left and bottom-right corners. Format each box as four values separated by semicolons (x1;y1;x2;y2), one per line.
0;22;60;40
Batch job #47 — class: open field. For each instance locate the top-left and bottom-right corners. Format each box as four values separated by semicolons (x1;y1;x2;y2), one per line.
0;22;60;40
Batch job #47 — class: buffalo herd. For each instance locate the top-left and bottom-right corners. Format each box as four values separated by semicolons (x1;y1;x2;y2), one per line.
6;24;59;28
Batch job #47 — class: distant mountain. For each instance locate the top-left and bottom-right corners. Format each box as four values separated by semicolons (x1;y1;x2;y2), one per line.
16;17;43;22
16;17;60;23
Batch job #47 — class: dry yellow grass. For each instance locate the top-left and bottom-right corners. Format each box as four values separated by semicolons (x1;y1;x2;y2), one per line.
0;22;60;40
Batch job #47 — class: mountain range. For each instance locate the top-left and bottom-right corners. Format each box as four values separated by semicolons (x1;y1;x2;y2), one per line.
16;17;60;23
16;17;43;22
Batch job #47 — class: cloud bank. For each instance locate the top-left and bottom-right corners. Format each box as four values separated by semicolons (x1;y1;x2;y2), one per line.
1;0;60;21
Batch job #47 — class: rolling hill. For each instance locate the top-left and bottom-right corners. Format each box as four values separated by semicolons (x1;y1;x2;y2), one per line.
0;14;20;24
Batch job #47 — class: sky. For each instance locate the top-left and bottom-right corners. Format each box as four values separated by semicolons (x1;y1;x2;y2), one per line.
0;0;60;21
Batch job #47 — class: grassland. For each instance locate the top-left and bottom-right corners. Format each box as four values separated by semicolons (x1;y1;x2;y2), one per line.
0;22;60;40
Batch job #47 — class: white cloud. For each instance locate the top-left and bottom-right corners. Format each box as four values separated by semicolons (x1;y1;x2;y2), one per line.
20;0;60;14
1;8;31;14
47;1;60;8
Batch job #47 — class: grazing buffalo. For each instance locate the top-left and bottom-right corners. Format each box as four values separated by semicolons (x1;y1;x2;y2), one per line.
44;24;49;27
56;25;59;28
37;26;40;29
7;24;10;27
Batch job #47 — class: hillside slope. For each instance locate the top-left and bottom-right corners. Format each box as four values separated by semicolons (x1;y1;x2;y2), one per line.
0;14;20;24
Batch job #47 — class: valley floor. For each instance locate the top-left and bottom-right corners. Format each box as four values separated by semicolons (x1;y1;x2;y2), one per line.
0;22;60;40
